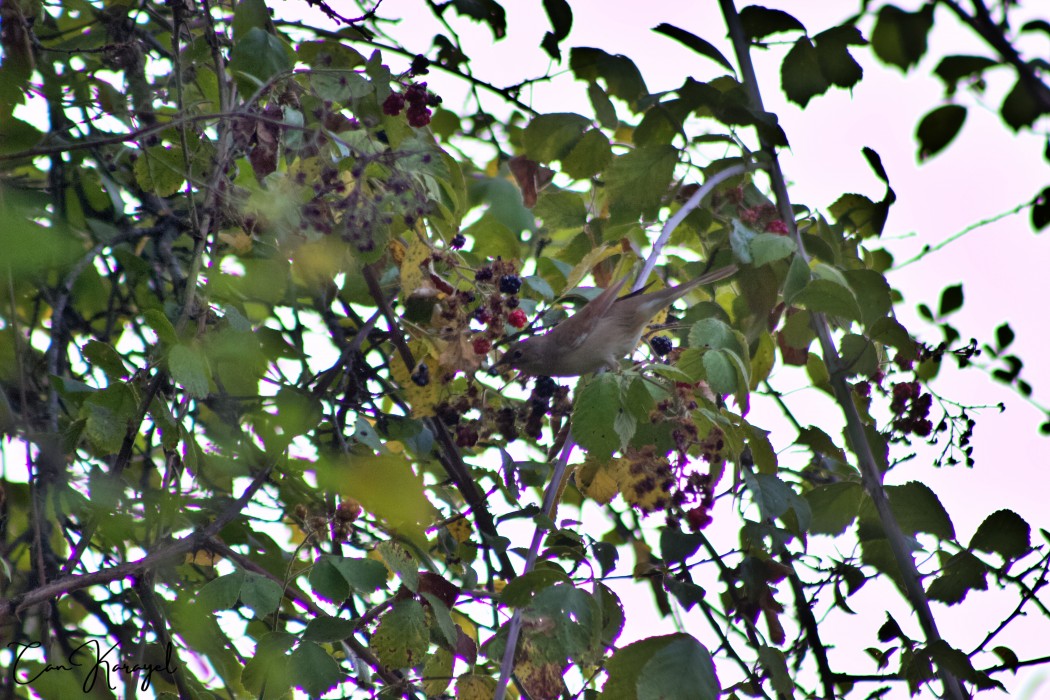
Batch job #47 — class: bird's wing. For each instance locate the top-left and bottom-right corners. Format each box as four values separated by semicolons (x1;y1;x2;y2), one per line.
551;275;630;352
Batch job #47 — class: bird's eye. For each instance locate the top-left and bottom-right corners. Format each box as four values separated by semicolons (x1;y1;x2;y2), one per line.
511;349;523;360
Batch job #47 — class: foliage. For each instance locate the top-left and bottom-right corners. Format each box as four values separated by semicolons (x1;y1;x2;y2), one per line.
0;1;1048;699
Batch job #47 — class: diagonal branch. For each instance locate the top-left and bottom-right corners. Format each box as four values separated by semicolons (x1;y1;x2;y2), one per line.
718;1;965;698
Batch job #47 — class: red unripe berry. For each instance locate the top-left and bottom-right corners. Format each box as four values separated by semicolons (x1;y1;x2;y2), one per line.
507;309;527;328
765;219;789;235
686;507;713;531
472;338;492;355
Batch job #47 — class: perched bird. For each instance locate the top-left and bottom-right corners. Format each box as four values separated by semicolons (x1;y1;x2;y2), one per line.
491;265;738;377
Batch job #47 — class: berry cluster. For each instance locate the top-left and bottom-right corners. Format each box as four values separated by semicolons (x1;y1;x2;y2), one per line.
711;185;791;236
469;261;526;357
292;499;361;543
382;82;439;128
521;376;570;440
890;380;933;437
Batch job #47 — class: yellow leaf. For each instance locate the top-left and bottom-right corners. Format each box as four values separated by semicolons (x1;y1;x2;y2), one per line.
574;457;625;505
335;453;438;544
457;673;503;700
562;243;619;294
184;549;222;566
446;516;473;543
390;238;407;265
390;341;439;417
452;611;478;643
400;236;432;301
218;230;253;254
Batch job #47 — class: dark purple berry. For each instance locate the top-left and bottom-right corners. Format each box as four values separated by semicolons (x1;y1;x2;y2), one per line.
651;336;673;356
534;376;557;399
499;275;521;295
474;267;493;282
410;54;430;75
407;104;432;127
382;93;405;116
410;363;430;386
450;233;466;249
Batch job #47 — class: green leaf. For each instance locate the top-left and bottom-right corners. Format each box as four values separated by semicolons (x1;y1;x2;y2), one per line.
652;23;733;71
562;128;613;179
660;527;703;564
805;481;864;535
232;0;271;40
783;254;811;304
540;0;572;60
533;189;592;230
604;634;719;700
750;232;796;267
938;283;964;317
1001;78;1044;131
729;218;756;264
81;383;138;454
464;213;521;260
814;25;866;89
934;55;998;93
702;349;737;396
376;540;420;592
372;599;429;669
574;373;624;458
844;269;892;327
782;37;829;108
242;632;294;697
793;278;862;321
840;334;878;377
502;569;572;606
870;4;934;72
240;572;283;617
587;82;618;128
916;105;967;161
290;641;342;698
970;509;1031;560
926;550;988;605
664;577;705;611
449;0;507;39
82;340;130;380
228;27;293;90
604;145;677;222
303;614;358;643
523;112;592;163
570;47;648;108
739;6;806;39
169;343;211;398
743;470;806;531
869;316;916;355
134;145;187;197
198;570;244;610
688;317;738;352
861;481;955;540
1033;186;1050;230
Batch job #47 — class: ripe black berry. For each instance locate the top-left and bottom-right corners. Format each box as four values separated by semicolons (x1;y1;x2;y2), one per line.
651;336;673;356
534;376;557;399
499;274;522;294
410;362;430;386
474;267;493;282
450;233;466;249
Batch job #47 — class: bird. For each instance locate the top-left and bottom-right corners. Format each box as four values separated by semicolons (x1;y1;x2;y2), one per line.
490;264;738;377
